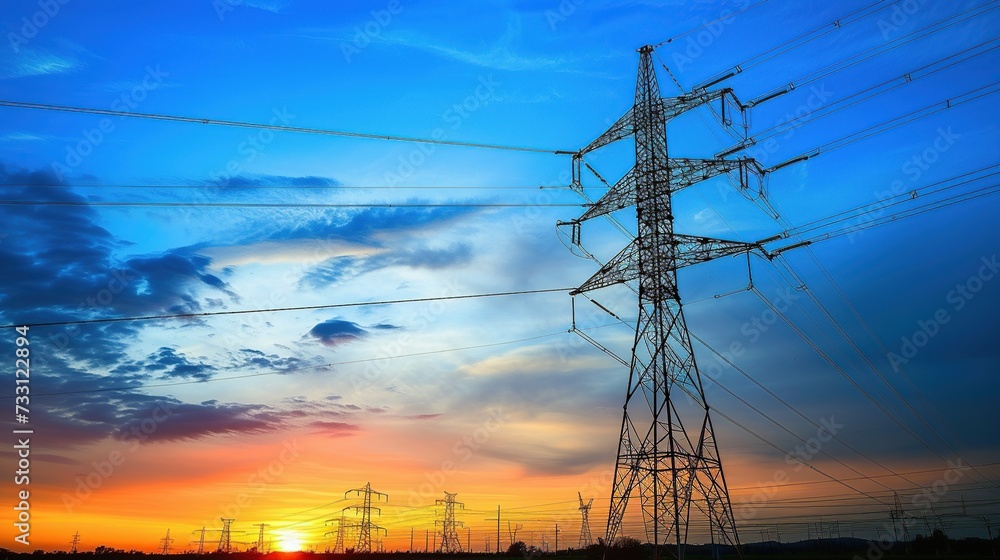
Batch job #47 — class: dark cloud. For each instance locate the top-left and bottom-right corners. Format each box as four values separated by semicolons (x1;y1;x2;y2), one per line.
265;205;473;244
140;347;214;381
307;319;369;347
204;173;340;188
0;163;240;368
308;420;361;438
234;348;313;372
407;413;442;420
300;242;473;289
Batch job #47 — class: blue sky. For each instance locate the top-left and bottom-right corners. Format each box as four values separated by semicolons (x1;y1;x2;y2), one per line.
1;0;999;550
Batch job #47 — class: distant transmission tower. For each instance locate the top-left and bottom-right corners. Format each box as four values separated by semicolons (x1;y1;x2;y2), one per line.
193;527;207;555
70;531;81;553
890;491;911;543
560;45;760;559
217;518;235;553
159;529;174;554
578;492;594;548
253;523;270;552
436;491;465;553
345;482;388;552
326;514;357;553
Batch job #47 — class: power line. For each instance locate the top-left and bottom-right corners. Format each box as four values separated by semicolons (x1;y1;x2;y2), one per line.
652;0;773;47
10;331;568;398
747;5;1000;107
753;81;1000;169
0;99;576;155
3;183;571;190
747;39;999;144
0;200;587;208
0;287;570;329
690;0;900;90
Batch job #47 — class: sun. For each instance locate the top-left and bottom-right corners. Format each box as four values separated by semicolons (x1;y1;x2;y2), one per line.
274;530;305;552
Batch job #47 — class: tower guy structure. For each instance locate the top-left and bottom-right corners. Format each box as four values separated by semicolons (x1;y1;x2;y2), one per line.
578;492;594;548
560;46;764;559
345;482;387;553
436;491;465;553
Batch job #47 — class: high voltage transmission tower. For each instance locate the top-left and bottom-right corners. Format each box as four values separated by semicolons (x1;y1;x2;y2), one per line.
326;514;355;553
344;482;388;553
158;529;174;555
192;527;207;555
253;523;270;553
578;492;594;548
217;518;235;553
559;45;766;559
69;531;80;553
436;491;465;553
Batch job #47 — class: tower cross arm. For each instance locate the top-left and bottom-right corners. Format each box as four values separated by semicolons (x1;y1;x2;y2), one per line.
573;157;764;224
571;234;763;295
663;87;743;122
580;108;634;155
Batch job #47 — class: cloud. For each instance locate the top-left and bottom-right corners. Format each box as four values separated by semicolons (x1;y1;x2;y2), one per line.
0;48;82;79
0;163;239;351
137;347;215;381
307;319;369;347
308;420;362;438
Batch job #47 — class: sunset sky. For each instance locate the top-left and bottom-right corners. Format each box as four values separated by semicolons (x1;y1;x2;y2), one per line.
1;0;999;552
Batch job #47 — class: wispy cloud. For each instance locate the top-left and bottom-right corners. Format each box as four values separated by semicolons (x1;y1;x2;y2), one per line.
0;48;82;79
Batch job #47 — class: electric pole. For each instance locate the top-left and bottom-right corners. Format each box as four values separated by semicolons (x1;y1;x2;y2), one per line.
344;482;388;552
69;532;80;554
560;45;760;559
436;491;465;553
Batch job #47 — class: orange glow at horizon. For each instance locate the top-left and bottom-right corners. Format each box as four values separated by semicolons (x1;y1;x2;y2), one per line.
275;530;304;552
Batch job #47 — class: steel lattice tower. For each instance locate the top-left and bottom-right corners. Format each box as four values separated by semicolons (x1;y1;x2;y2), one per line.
578;492;594;548
253;524;270;553
217;518;234;553
561;46;763;559
70;532;81;554
436;491;465;553
345;482;387;552
159;529;174;555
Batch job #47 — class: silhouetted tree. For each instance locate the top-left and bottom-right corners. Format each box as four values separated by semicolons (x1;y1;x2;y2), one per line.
506;541;528;557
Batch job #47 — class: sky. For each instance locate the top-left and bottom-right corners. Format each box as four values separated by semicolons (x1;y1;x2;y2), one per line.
1;0;999;553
